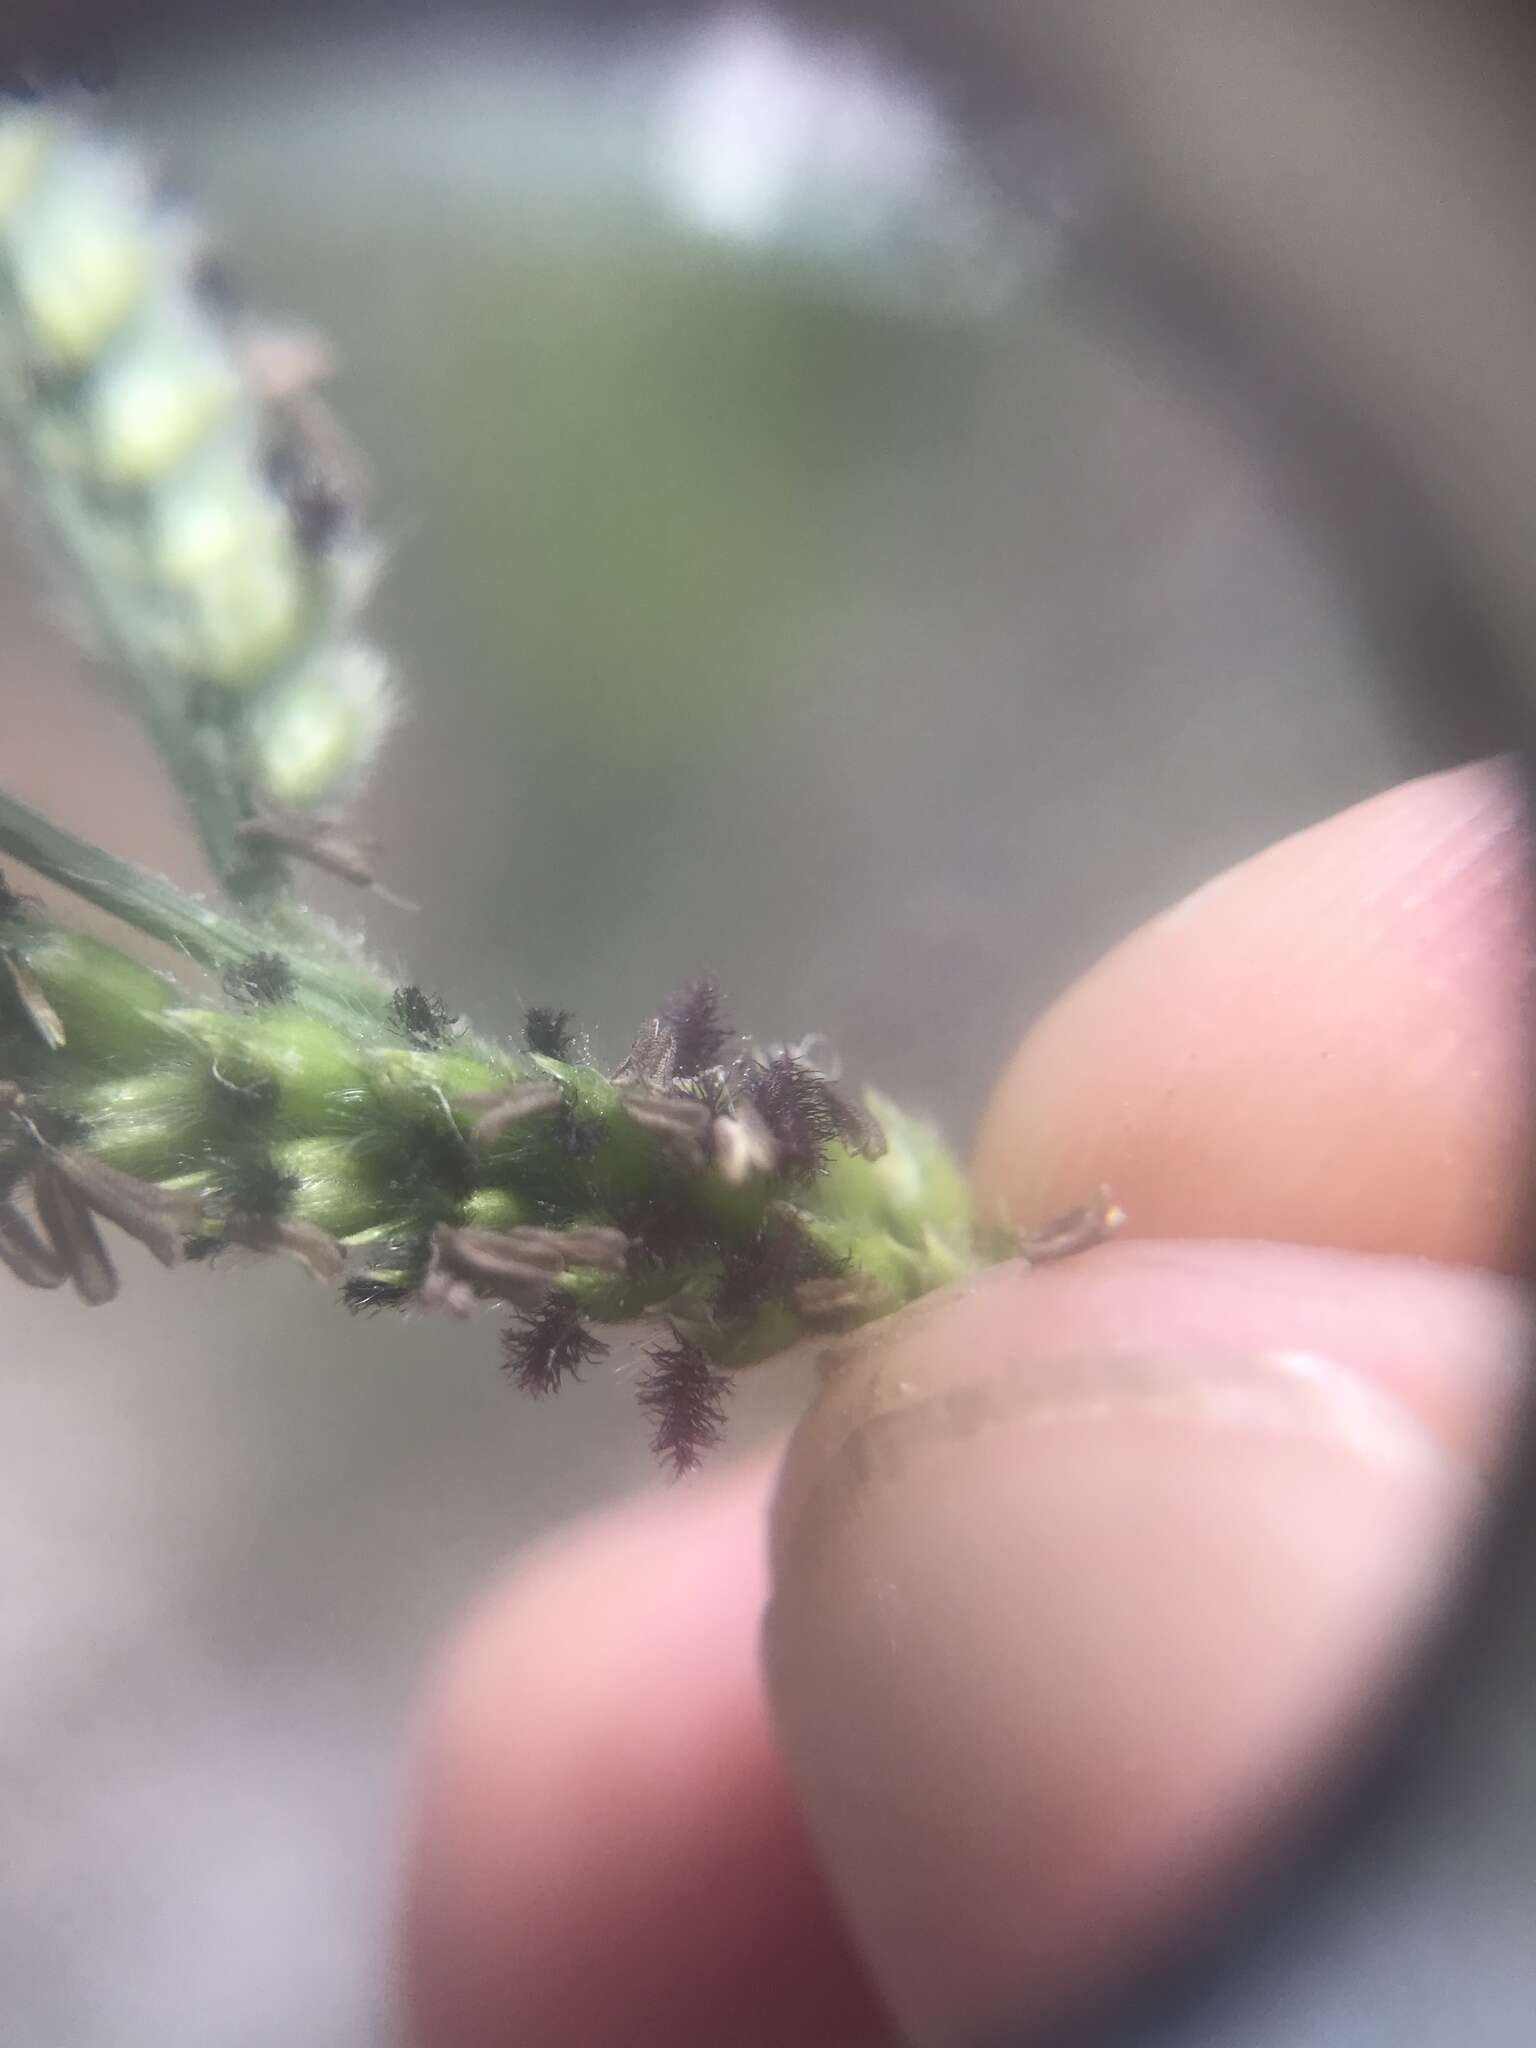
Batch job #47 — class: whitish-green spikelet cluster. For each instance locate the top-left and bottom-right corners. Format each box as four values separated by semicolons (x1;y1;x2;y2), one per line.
0;108;393;899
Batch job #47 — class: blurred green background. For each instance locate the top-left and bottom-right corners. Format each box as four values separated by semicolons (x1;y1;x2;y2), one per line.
0;15;1451;2044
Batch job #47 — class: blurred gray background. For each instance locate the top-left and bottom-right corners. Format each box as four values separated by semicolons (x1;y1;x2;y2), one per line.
0;13;1465;2045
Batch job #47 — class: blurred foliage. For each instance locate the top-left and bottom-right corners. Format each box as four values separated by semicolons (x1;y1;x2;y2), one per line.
408;232;963;745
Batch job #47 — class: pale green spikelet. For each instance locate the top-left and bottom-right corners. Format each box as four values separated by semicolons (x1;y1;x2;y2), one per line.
248;646;395;808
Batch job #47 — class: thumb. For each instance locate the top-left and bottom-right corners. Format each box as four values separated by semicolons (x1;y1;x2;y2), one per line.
762;1240;1511;2045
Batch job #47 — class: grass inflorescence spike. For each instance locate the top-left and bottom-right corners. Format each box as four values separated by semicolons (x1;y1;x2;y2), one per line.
0;106;1122;1474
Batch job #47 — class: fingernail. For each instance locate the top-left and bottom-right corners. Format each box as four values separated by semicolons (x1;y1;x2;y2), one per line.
764;1343;1476;2044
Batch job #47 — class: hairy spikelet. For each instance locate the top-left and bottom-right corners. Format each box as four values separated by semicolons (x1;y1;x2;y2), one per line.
502;1295;609;1398
712;1207;847;1323
613;977;733;1088
390;985;459;1047
742;1050;885;1176
216;1158;298;1221
739;1052;839;1174
636;1331;732;1477
342;1271;415;1315
523;1006;575;1060
661;978;732;1079
222;951;296;1008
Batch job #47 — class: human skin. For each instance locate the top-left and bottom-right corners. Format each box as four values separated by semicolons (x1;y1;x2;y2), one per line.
399;759;1533;2046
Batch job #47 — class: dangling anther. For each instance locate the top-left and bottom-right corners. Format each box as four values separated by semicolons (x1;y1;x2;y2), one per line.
1016;1186;1127;1266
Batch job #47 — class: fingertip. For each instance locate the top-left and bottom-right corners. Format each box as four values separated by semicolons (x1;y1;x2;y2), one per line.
400;1458;883;2048
764;1244;1498;2042
975;760;1532;1267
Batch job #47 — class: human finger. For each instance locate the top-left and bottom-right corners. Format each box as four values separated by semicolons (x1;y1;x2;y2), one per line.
975;760;1533;1270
